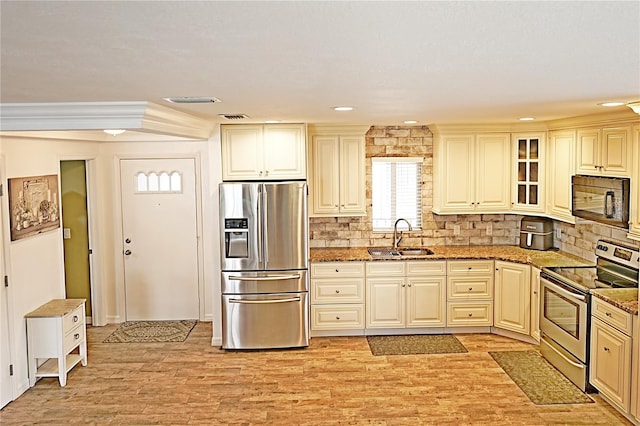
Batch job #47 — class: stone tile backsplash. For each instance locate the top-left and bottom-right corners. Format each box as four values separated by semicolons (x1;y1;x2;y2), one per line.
309;125;639;262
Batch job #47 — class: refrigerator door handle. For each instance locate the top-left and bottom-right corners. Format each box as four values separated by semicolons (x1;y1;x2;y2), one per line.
257;184;263;264
263;185;269;264
228;297;302;304
228;274;302;281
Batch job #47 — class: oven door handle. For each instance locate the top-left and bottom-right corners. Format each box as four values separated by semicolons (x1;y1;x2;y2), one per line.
542;279;586;301
543;337;585;369
228;297;301;304
228;274;301;282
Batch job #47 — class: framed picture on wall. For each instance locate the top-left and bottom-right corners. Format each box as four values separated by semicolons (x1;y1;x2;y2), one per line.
8;174;60;241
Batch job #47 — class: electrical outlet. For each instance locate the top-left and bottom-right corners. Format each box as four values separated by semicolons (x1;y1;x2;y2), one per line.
555;228;562;239
486;223;492;236
453;224;461;235
63;228;71;239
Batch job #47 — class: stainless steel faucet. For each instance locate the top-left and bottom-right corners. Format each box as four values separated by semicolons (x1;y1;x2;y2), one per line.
393;218;412;250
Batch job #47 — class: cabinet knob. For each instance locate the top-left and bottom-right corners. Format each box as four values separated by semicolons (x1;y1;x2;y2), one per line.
74;333;80;340
603;347;610;352
402;284;406;288
335;290;340;294
335;269;339;273
468;313;473;317
265;171;269;176
73;315;79;323
259;171;263;176
336;316;341;320
335;205;339;208
605;312;612;317
468;287;473;291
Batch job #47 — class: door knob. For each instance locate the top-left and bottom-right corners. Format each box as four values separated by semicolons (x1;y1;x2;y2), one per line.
124;249;132;255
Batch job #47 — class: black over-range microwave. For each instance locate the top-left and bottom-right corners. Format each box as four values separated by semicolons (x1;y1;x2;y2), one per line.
571;175;630;228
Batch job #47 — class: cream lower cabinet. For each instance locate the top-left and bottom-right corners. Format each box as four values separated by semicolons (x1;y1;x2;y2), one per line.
308;125;367;217
366;261;447;328
446;260;494;327
530;267;541;342
310;262;365;333
221;123;306;180
494;261;531;335
590;297;634;415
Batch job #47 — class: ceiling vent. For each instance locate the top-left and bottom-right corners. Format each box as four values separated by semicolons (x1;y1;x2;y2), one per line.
218;113;249;120
164;97;221;104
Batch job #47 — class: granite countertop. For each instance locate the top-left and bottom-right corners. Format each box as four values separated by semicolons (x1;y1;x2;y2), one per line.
591;288;639;315
309;245;591;270
25;299;86;318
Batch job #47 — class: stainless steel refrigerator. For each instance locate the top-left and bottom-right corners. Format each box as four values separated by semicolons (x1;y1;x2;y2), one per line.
219;181;309;349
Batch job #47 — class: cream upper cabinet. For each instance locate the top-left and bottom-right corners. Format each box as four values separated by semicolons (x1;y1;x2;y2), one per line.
512;134;545;213
433;132;511;213
221;123;306;180
494;261;531;336
577;126;632;177
308;125;367;217
546;130;576;223
629;124;640;241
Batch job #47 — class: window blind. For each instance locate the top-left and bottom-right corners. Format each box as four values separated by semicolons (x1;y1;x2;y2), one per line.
372;157;423;230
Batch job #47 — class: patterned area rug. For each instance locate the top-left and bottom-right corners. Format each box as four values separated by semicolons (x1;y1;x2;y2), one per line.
103;320;197;343
367;334;468;356
489;350;593;405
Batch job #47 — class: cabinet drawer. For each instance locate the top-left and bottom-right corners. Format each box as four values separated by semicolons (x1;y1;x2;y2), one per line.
447;276;494;300
406;261;446;276
366;261;405;277
447;302;494;326
592;298;633;336
448;260;494;275
311;262;365;278
62;305;84;333
311;304;364;330
63;323;85;354
311;278;364;304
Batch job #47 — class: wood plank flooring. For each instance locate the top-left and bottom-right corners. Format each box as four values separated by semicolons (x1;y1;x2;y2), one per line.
0;322;632;425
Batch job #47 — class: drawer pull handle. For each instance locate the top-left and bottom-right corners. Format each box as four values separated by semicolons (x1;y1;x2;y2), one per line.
603;347;610;352
468;313;473;317
335;269;339;273
605;312;612;317
468;288;473;291
74;333;80;340
335;290;340;294
73;316;79;323
336;316;341;320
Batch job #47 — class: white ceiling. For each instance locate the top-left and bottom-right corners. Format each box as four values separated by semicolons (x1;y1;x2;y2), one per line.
1;1;639;129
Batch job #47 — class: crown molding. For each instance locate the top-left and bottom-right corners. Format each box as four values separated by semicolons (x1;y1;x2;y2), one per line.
429;121;548;134
544;109;639;130
307;123;372;135
0;101;214;140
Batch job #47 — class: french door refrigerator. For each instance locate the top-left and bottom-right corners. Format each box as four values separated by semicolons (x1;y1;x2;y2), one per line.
219;181;309;349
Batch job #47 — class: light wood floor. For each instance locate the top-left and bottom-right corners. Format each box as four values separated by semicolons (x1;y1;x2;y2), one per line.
0;322;632;425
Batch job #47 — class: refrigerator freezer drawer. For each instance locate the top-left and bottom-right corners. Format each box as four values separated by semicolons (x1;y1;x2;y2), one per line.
222;270;308;294
222;292;309;349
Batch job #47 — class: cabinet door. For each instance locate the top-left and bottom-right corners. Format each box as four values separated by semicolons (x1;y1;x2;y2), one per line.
339;136;366;215
263;124;306;179
513;134;544;212
547;130;576;223
601;126;632;176
406;277;446;327
439;135;475;212
530;267;541;342
310;136;340;215
494;261;530;335
475;134;511;211
366;278;405;328
576;129;600;174
221;125;264;180
629;125;640;240
590;318;632;412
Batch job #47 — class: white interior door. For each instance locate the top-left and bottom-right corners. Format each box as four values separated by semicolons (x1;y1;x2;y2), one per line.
120;158;200;321
1;168;14;408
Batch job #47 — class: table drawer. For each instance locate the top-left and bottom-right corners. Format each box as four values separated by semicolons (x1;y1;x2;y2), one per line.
447;302;494;326
311;262;365;278
311;304;364;330
63;323;85;354
62;305;84;333
448;260;494;275
366;261;405;277
312;278;364;304
447;276;494;300
406;261;447;276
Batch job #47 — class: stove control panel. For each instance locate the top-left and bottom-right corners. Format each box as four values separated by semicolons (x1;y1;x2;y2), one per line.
595;240;639;270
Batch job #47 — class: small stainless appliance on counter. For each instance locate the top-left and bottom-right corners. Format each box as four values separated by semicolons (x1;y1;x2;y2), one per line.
539;240;639;392
519;216;553;250
219;181;309;350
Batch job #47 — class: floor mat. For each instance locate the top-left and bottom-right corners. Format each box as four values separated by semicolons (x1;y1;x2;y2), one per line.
489;350;593;405
103;320;196;343
366;334;468;356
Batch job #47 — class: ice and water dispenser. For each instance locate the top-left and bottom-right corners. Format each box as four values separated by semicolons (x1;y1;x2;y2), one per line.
224;218;249;258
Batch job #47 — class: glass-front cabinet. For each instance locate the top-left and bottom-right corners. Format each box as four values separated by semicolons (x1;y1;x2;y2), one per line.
512;133;545;212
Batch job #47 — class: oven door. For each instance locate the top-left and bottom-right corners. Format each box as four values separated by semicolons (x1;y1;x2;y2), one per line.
539;276;589;362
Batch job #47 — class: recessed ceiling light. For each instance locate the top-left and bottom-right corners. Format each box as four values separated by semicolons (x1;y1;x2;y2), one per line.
265;120;281;124
519;117;535;121
404;120;418;124
599;102;625;107
164;97;221;104
333;106;353;111
104;129;126;136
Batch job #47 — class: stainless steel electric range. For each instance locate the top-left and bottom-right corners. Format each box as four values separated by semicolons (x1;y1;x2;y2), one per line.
540;240;640;392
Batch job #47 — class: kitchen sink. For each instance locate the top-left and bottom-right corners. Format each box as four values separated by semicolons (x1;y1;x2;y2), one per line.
367;247;434;258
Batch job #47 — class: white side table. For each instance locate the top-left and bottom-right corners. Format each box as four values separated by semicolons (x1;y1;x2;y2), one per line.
25;299;87;387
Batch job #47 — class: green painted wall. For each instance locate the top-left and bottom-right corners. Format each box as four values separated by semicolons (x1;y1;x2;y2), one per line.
60;160;91;316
